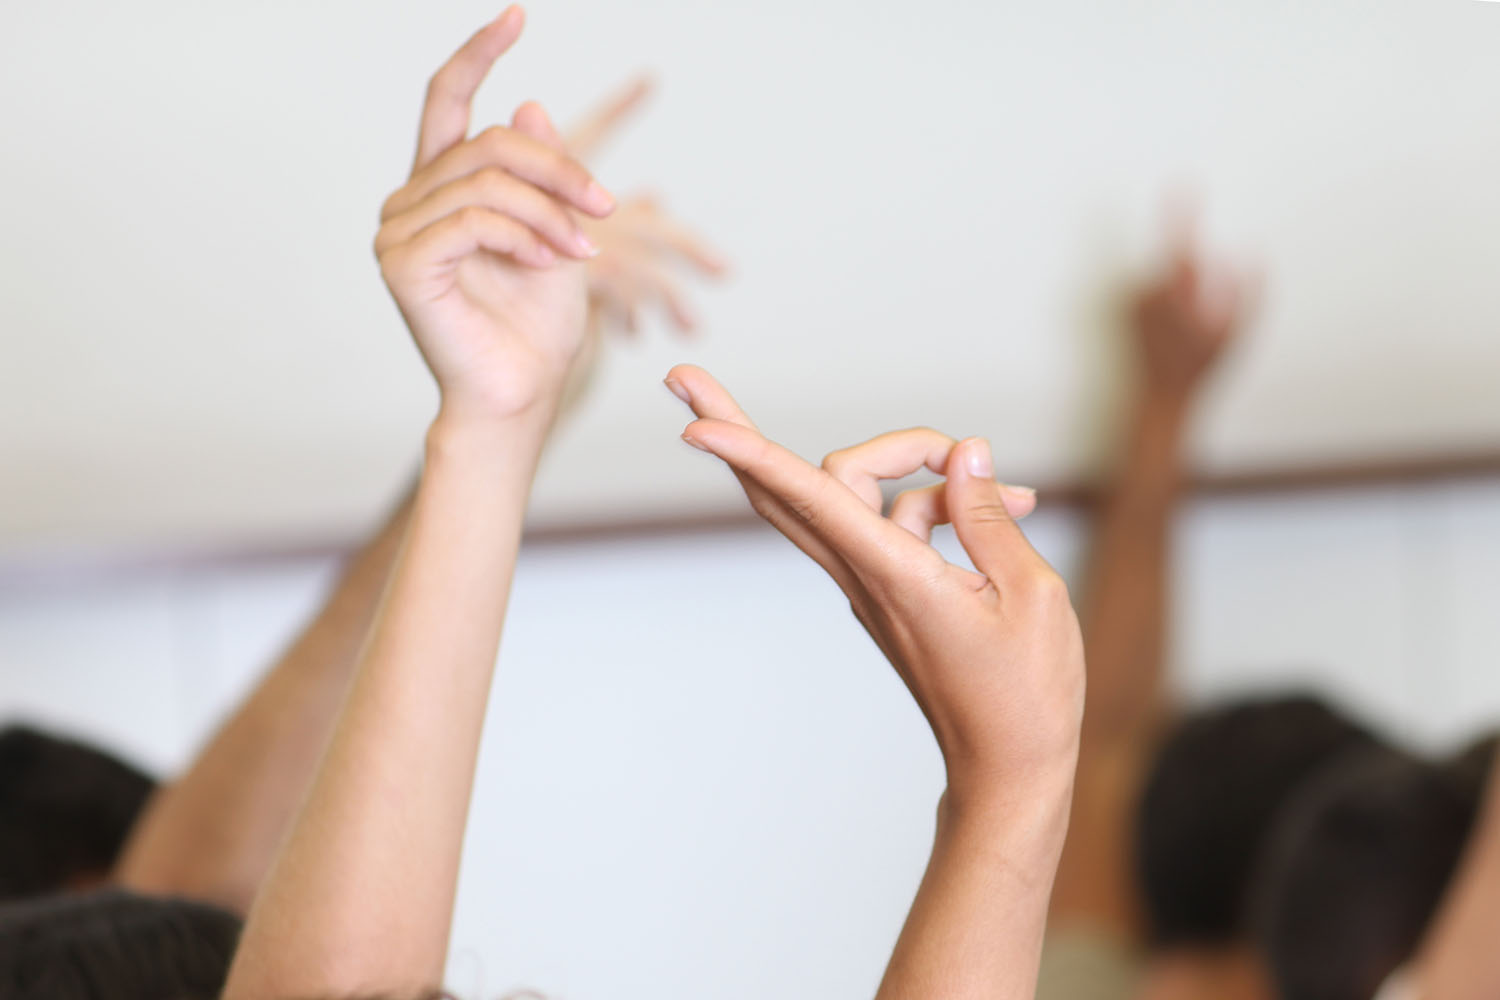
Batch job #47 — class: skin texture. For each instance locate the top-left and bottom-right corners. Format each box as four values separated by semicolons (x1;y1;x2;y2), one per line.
1041;213;1263;999
222;10;614;996
111;488;415;913
106;49;723;921
664;364;1087;1000
1410;763;1500;999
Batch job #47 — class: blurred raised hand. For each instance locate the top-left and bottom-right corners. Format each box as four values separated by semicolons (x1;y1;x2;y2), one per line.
567;76;729;337
1131;206;1258;404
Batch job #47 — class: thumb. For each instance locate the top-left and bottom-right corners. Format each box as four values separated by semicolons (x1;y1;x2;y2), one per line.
945;437;1039;584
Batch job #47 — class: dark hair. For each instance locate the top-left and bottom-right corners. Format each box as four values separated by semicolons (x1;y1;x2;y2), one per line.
1252;741;1493;1000
1134;693;1379;947
0;723;157;900
0;888;240;1000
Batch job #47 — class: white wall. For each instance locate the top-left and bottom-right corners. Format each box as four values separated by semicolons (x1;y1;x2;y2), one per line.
3;481;1498;998
4;0;1500;553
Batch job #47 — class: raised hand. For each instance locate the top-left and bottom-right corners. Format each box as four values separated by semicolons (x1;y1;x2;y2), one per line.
374;6;616;423
665;365;1085;999
1131;207;1257;404
566;77;728;336
663;365;1083;804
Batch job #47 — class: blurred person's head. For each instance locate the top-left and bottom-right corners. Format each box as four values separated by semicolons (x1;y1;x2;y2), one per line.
0;723;157;900
1137;693;1381;948
0;889;239;1000
1132;693;1381;998
1252;738;1495;1000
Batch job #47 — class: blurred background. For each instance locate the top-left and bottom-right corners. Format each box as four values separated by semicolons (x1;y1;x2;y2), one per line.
2;0;1499;997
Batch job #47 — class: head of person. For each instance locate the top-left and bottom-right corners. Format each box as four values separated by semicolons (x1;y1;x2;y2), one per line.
0;889;240;1000
1133;693;1381;997
0;723;157;900
1250;737;1495;1000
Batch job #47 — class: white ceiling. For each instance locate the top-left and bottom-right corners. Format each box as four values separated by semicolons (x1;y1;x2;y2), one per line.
4;0;1498;556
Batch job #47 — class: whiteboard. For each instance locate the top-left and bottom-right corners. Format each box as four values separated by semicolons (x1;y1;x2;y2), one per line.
3;0;1499;554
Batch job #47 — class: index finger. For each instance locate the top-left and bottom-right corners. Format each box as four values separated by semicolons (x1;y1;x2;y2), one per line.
683;416;935;582
565;75;654;160
413;6;526;172
664;363;759;430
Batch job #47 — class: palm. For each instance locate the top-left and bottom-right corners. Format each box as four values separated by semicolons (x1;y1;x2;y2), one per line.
411;251;589;413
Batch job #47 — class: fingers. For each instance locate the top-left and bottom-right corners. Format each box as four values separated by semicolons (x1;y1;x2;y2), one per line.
944;438;1045;587
889;481;1035;543
620;200;729;275
821;428;958;513
664;373;857;590
376;166;598;261
597;255;697;334
379;205;554;297
413;6;526;171
663;364;759;430
388;123;614;223
889;484;947;543
565;75;654;160
681;416;920;580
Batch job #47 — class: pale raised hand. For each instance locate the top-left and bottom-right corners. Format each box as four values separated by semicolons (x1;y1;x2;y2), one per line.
374;6;616;423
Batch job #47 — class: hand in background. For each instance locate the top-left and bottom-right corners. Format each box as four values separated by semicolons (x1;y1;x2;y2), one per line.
375;6;615;424
567;77;729;337
664;364;1083;805
1131;208;1257;405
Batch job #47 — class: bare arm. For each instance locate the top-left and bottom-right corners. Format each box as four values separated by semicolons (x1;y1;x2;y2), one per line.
113;41;726;923
1049;219;1254;938
223;10;614;995
111;487;413;912
666;365;1085;1000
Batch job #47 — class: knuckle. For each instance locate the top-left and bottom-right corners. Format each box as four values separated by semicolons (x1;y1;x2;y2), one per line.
1024;568;1071;606
372;224;393;259
820;449;853;478
379;190;404;223
965;501;1014;525
377;244;408;281
455;204;489;230
424;71;451;102
479;124;512;154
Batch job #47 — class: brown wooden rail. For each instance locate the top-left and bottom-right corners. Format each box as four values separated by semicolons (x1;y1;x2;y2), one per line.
2;448;1498;591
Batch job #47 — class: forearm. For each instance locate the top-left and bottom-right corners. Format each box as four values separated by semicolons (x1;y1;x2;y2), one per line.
1415;766;1500;1000
1048;394;1188;934
1077;394;1189;751
877;777;1075;1000
223;409;551;1000
114;488;416;911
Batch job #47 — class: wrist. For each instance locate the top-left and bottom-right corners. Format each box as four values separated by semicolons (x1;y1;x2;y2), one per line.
938;761;1077;864
425;404;552;472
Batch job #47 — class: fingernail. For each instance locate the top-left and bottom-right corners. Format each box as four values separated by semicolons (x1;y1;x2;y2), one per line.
663;377;692;405
575;231;600;258
586;181;615;214
681;432;710;452
1002;484;1036;499
965;438;993;479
